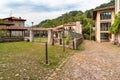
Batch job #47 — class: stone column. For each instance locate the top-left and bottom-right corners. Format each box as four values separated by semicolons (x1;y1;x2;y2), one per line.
9;30;12;37
76;21;82;34
74;38;77;50
111;34;115;43
58;32;62;45
115;0;120;14
29;30;34;42
47;30;53;44
96;12;101;42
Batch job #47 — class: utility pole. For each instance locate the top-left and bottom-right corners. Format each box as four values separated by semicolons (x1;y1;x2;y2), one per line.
62;13;65;52
9;10;12;17
31;22;34;27
90;26;92;40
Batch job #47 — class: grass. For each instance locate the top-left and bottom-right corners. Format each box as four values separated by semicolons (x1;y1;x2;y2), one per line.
34;37;47;42
0;41;80;80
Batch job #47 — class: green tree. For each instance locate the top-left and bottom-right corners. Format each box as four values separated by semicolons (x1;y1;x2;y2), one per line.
109;12;120;34
0;29;9;38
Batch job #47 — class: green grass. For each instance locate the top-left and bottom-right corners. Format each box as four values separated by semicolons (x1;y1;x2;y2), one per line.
0;41;80;80
34;37;47;42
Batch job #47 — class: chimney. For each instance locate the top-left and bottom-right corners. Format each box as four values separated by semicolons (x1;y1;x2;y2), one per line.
19;17;21;19
76;21;82;34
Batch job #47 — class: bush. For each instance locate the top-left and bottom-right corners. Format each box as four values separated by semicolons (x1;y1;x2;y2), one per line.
83;34;90;40
65;36;70;45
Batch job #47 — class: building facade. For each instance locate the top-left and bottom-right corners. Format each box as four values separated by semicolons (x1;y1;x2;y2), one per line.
0;16;26;37
93;6;115;42
2;17;26;27
93;0;120;43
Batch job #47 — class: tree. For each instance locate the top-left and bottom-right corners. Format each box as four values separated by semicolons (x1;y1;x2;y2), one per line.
109;12;120;34
0;29;9;38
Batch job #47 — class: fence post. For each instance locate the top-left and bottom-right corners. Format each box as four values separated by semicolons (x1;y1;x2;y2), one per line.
74;38;77;50
73;40;75;50
45;42;48;64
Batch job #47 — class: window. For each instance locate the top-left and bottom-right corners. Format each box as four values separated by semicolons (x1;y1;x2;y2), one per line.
101;33;109;40
100;12;111;20
100;22;111;31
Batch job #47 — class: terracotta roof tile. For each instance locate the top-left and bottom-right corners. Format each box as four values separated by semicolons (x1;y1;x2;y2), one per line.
0;26;27;30
94;6;114;11
93;6;115;20
3;16;26;21
0;21;14;25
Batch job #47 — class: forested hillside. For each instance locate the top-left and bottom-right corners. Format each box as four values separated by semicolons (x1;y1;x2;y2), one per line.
96;0;114;9
35;0;114;28
34;0;114;40
35;10;94;28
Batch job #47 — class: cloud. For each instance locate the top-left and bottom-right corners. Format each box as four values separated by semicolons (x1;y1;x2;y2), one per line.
0;0;110;25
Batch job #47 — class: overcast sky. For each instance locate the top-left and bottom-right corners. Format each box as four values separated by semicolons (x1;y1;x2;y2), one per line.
0;0;110;26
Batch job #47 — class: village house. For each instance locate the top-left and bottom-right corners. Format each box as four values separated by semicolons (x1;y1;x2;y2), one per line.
0;16;83;47
93;0;120;43
0;16;27;37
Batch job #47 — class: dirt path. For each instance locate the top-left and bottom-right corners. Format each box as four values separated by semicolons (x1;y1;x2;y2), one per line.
48;40;120;80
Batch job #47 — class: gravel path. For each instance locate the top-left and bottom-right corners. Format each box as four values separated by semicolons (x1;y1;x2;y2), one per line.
48;40;120;80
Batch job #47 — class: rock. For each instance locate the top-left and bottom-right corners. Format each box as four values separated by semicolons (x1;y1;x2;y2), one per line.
2;64;6;68
48;77;52;80
23;69;26;71
15;74;19;77
56;68;61;71
50;72;56;77
0;77;3;80
23;77;30;80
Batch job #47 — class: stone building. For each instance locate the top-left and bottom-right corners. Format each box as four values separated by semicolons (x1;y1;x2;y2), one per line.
93;0;120;43
0;16;26;37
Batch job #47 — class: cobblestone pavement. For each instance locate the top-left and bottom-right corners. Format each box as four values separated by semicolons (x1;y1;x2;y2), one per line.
48;40;120;80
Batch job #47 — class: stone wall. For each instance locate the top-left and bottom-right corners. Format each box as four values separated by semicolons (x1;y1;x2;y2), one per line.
68;37;83;50
0;37;24;42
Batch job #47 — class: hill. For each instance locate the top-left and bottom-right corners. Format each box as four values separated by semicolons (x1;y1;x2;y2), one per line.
34;0;114;40
96;0;114;9
35;0;114;28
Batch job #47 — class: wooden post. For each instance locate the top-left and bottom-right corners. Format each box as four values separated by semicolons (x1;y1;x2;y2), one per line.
9;30;12;37
73;40;75;50
63;30;65;52
45;42;48;64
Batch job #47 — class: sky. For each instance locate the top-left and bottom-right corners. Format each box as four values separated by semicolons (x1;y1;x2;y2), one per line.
0;0;110;26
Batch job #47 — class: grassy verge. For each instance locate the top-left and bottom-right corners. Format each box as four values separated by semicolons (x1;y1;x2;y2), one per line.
0;41;80;80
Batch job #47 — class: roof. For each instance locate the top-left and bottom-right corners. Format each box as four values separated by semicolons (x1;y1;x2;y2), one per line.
28;28;53;31
0;22;79;31
94;6;115;11
0;21;14;25
93;6;115;20
53;22;77;32
0;26;53;31
0;26;27;30
3;16;26;21
64;22;76;26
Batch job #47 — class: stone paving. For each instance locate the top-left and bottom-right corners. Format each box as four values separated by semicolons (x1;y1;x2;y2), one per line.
48;40;120;80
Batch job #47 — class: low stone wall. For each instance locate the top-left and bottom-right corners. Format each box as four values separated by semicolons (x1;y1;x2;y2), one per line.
68;38;83;49
0;37;24;42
